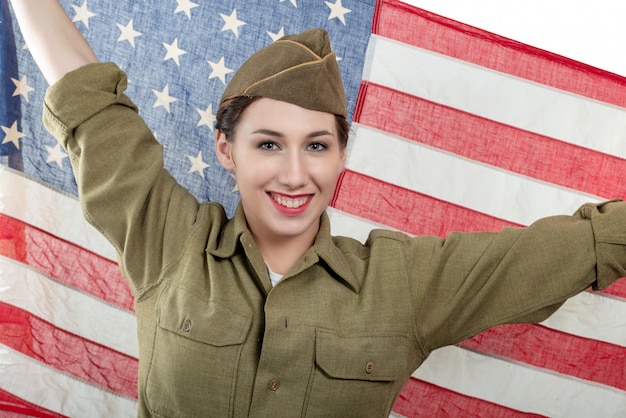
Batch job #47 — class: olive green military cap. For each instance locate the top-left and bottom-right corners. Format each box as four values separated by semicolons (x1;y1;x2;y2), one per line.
220;28;347;117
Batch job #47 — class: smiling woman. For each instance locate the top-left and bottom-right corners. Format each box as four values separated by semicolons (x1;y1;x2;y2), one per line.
9;0;626;417
215;97;347;275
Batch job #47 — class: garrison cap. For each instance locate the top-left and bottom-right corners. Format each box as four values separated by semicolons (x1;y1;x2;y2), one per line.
220;28;347;118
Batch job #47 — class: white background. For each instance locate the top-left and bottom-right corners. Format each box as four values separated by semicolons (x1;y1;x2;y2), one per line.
402;0;626;77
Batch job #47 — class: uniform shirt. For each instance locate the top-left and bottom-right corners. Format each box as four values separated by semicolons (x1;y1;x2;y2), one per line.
43;63;626;417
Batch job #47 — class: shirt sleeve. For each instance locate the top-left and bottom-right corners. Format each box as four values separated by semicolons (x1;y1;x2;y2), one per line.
402;199;626;352
42;62;213;295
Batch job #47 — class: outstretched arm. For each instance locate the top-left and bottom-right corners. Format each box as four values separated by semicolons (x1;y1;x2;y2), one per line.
10;0;98;84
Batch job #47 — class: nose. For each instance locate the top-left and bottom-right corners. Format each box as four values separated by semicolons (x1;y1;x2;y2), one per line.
278;150;308;189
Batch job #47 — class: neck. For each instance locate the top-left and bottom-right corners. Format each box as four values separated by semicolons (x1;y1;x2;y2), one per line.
254;228;318;275
260;237;314;275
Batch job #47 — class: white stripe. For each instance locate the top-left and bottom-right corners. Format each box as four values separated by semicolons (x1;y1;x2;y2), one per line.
327;206;396;243
363;34;626;159
0;345;137;417
347;124;599;227
413;345;626;417
0;257;138;358
542;291;626;347
0;166;117;261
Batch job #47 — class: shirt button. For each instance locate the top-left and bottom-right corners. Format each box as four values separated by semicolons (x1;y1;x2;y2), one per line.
268;379;281;391
365;361;374;374
183;319;192;332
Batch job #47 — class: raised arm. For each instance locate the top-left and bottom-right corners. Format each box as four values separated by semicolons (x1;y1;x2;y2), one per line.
10;0;98;84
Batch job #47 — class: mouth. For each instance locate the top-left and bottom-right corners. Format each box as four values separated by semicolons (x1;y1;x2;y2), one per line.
269;192;312;209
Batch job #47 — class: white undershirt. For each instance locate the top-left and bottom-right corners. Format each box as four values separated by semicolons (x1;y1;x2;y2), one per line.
267;265;284;287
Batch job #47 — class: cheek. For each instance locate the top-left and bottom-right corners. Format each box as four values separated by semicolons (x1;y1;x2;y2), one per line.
312;163;343;189
232;154;272;188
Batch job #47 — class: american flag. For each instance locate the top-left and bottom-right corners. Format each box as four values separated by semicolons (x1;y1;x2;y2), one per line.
2;0;626;416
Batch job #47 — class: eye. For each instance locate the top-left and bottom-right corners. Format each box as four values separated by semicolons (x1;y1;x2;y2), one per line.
307;142;327;152
259;141;279;151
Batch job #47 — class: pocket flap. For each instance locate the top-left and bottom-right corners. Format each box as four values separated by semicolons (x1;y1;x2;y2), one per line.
157;286;251;346
315;329;409;381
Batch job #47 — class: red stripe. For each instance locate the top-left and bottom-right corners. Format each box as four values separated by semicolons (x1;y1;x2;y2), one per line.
0;302;138;400
374;0;626;109
462;323;626;391
331;169;518;236
392;378;545;418
602;277;626;298
0;214;134;312
354;82;626;200
0;388;66;418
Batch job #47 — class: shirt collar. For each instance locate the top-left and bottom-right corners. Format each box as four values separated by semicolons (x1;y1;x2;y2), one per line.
207;203;360;293
311;211;361;293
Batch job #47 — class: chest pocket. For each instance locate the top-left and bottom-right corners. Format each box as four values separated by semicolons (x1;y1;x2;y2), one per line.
306;329;410;417
146;286;252;417
157;289;250;345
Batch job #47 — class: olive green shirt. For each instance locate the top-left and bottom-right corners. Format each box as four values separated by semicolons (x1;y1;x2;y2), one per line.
43;63;626;418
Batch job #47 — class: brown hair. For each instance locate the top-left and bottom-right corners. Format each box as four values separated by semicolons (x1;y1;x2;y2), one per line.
215;96;350;148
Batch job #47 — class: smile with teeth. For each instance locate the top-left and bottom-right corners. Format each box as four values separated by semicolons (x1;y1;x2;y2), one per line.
270;193;310;209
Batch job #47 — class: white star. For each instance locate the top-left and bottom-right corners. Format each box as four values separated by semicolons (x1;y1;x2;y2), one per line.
280;0;297;7
188;151;210;178
45;143;68;168
196;104;215;131
268;27;285;43
208;57;233;84
152;85;177;113
1;121;25;149
72;1;96;28
163;38;186;66
220;9;246;37
117;19;142;47
174;0;198;19
325;0;351;25
11;75;35;101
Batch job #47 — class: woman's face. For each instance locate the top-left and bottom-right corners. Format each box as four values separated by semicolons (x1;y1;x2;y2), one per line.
215;98;347;245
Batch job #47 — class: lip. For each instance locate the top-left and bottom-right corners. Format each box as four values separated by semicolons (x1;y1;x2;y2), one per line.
268;192;313;216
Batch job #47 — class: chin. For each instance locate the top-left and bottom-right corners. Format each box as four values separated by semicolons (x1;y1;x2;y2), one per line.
272;223;314;238
271;215;319;237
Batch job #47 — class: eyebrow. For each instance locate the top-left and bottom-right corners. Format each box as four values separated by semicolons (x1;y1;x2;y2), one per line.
252;128;335;138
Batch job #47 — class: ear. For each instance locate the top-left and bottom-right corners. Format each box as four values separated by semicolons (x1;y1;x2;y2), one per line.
337;145;347;175
215;131;235;171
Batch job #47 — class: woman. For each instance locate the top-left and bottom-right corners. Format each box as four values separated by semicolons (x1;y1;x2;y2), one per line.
11;0;626;416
